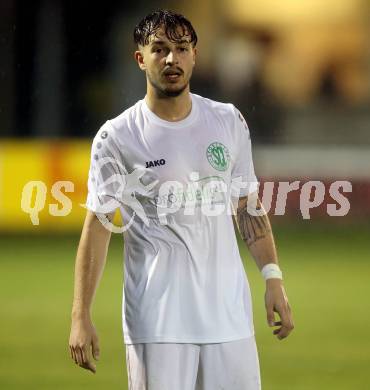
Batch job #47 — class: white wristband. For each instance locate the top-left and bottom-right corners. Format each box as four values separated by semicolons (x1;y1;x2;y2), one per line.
261;263;283;280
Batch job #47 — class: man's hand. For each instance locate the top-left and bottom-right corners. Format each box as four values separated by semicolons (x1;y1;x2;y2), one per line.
265;279;294;340
69;316;100;373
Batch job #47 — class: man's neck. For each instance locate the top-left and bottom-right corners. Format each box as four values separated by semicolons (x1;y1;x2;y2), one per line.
145;86;192;122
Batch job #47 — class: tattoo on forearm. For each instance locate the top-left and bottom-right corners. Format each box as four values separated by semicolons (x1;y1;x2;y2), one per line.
236;203;272;246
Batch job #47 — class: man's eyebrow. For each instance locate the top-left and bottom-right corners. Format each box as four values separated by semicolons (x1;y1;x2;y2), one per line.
150;40;165;46
150;39;190;46
177;40;191;45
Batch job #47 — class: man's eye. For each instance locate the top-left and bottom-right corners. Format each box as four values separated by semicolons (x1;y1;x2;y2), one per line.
179;47;188;52
155;48;162;53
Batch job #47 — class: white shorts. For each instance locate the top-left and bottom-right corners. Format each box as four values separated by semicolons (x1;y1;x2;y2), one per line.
125;335;261;390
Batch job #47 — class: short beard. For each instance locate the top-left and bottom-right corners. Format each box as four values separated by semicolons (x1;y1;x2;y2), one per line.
147;73;188;98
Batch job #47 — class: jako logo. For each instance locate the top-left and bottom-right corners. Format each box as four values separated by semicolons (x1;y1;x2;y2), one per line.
146;159;166;168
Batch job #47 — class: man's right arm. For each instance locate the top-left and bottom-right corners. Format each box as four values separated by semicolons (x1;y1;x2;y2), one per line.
69;210;113;373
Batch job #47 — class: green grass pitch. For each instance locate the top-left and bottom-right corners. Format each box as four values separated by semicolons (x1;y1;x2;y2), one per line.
1;221;369;389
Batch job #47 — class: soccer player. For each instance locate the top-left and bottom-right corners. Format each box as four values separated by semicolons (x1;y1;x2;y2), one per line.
69;9;294;390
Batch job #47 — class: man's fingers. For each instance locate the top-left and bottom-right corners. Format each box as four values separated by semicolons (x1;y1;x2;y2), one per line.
72;346;96;373
86;362;96;373
81;346;89;364
277;327;292;339
266;305;275;327
80;345;97;372
71;346;78;364
273;325;292;338
91;336;100;361
79;360;96;374
75;347;84;365
69;338;98;373
274;306;294;340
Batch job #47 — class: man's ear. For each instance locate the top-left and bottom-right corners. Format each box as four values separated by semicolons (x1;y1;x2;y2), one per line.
192;47;197;66
134;49;146;71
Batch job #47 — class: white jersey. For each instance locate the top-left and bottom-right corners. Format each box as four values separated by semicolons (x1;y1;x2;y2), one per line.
86;92;258;344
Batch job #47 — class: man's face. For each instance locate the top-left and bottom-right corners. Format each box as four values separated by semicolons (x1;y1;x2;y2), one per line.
135;26;197;97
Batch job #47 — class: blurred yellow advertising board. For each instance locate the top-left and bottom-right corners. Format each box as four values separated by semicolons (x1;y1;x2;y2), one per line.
0;140;91;232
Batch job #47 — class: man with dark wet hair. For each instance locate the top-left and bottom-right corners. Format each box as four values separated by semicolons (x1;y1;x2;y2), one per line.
69;9;294;390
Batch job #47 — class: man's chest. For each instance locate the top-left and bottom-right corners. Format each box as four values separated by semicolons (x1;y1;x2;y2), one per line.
120;124;237;187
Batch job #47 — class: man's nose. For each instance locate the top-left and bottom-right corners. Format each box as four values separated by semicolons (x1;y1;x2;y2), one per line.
165;51;178;65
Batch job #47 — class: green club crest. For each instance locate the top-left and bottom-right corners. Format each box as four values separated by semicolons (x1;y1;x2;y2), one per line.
206;142;230;171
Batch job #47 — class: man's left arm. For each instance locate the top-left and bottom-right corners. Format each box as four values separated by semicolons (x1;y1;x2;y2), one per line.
233;192;295;340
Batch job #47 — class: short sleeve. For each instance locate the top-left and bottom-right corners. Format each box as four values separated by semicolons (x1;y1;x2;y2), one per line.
85;121;127;214
230;105;259;197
